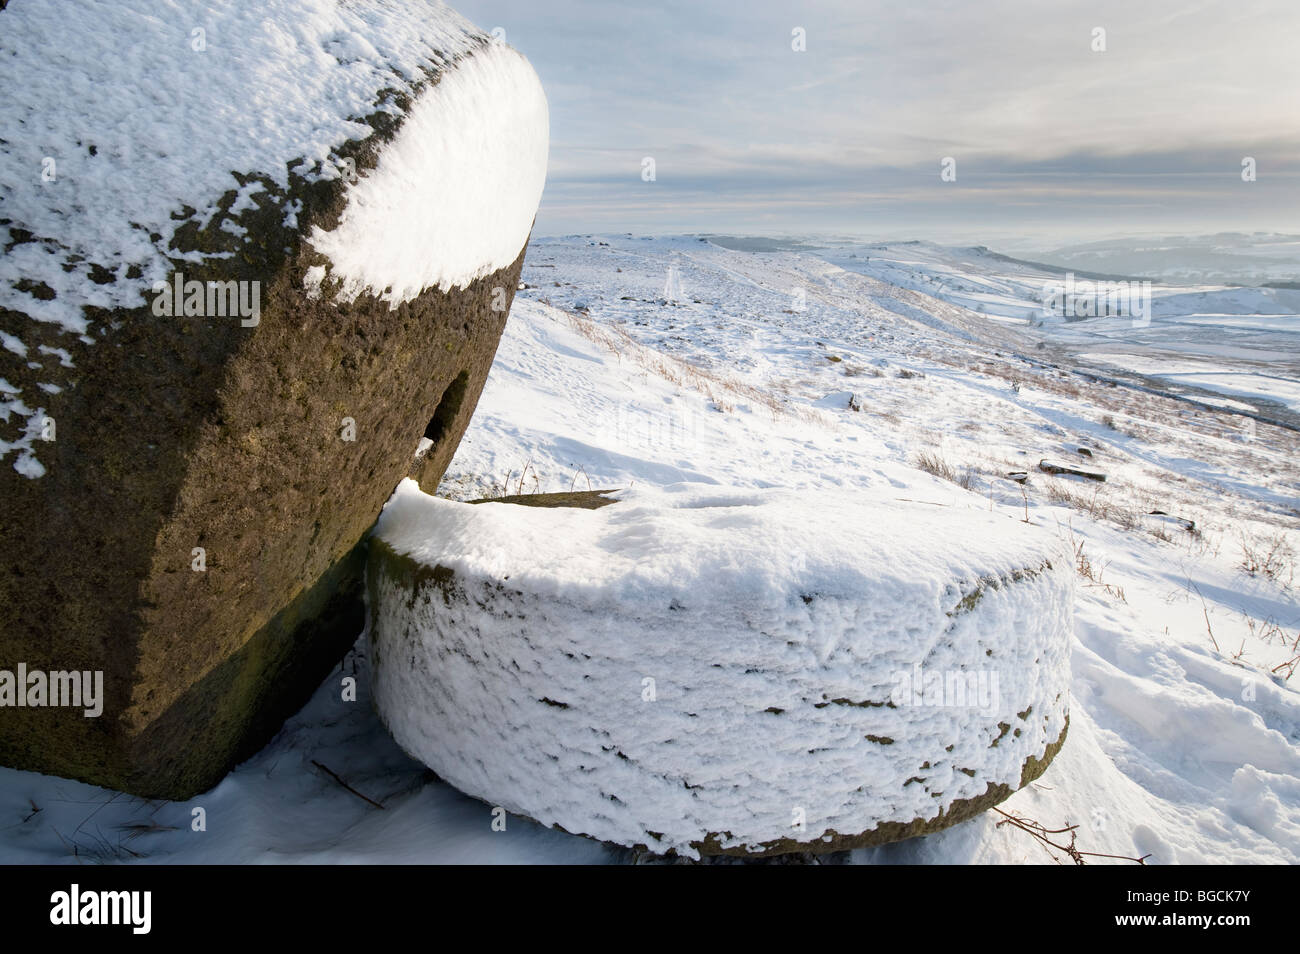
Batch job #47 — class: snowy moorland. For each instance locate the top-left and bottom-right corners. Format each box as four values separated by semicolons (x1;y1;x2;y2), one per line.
1;236;1297;863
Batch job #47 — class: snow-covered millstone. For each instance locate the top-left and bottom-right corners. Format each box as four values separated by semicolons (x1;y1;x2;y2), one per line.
0;1;547;798
369;480;1074;858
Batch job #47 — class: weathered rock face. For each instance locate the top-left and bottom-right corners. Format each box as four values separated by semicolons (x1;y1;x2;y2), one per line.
0;1;548;798
367;481;1073;859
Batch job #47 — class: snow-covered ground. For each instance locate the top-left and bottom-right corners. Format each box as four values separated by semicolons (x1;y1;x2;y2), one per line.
2;235;1297;864
1009;232;1300;287
807;239;1300;423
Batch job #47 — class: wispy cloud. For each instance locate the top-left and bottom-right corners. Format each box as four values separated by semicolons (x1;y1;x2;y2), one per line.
455;0;1300;240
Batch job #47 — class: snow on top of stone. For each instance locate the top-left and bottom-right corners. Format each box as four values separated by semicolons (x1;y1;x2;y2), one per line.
0;0;484;335
371;479;1073;855
376;478;1064;615
309;40;549;306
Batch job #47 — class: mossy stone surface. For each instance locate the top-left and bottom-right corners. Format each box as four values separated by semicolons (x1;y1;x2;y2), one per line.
692;716;1068;857
471;490;622;510
0;47;529;799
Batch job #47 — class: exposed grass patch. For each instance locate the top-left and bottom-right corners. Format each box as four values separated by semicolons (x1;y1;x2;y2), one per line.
1239;530;1294;587
915;449;979;491
1041;478;1140;531
1067;530;1127;602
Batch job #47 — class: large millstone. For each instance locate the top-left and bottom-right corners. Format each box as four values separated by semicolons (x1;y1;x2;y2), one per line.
369;481;1073;858
0;1;548;798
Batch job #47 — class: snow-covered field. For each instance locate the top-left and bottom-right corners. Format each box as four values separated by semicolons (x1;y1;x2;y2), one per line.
1012;233;1300;288
2;236;1297;864
808;240;1300;424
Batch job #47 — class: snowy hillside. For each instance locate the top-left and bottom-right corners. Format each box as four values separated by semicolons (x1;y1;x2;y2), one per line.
811;240;1300;425
1;236;1297;863
1019;233;1300;287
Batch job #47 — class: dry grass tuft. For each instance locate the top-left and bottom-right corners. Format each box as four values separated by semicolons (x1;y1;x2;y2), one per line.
914;449;979;491
1239;530;1294;587
1068;533;1128;602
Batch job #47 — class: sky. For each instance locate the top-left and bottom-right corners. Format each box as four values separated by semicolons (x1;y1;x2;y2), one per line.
452;0;1300;246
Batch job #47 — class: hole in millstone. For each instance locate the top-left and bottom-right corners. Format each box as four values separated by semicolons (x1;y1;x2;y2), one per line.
422;370;469;447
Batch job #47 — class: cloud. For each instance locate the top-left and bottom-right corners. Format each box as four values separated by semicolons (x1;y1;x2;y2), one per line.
454;0;1300;239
